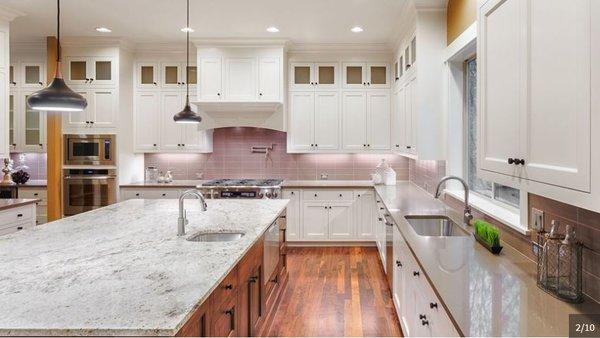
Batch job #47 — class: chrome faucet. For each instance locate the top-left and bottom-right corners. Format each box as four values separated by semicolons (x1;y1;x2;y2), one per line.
434;176;473;226
178;189;208;236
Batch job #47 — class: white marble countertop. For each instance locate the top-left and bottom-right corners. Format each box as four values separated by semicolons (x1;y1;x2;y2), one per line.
0;198;288;336
0;199;40;211
375;183;600;337
282;180;376;188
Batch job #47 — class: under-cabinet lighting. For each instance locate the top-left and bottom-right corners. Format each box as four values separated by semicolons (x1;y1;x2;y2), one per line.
95;27;112;33
266;26;280;33
351;26;364;33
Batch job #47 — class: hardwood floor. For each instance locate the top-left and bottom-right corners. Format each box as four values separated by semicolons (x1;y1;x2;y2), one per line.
266;247;402;337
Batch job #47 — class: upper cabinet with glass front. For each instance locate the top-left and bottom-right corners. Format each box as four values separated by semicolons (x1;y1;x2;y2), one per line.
8;62;46;88
65;57;116;86
342;62;389;89
290;63;338;90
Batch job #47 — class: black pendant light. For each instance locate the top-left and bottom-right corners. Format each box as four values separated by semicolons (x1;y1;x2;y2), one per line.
174;0;201;124
27;0;87;112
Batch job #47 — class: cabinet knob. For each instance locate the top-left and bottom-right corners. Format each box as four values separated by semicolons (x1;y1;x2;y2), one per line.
38;81;43;85
508;158;515;164
517;158;526;165
259;93;263;96
34;193;38;196
249;276;258;283
90;78;94;82
421;320;429;326
367;144;370;147
430;302;438;309
135;193;140;196
367;82;371;86
339;193;343;197
413;271;420;277
217;93;221;96
153;82;157;85
224;284;233;290
314;193;318;197
153;144;157;147
395;77;400;81
419;314;427;320
161;193;166;197
290;191;294;195
378;217;383;221
17;214;23;218
396;260;402;267
363;144;367;147
225;309;234;316
406;145;412;149
314;144;318;147
39;144;43;147
17;226;23;230
363;82;366;86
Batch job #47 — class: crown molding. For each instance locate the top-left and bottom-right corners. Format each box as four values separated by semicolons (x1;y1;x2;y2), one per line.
0;5;25;22
388;1;417;50
10;39;46;53
59;36;134;51
192;38;289;48
288;42;392;54
414;0;448;10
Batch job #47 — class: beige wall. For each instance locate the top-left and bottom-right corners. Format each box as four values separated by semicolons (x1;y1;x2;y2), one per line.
447;0;477;45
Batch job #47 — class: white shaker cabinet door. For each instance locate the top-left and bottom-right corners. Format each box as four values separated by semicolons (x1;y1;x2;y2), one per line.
355;190;375;240
289;91;315;151
328;203;353;240
302;203;329;240
367;91;391;150
478;0;525;176
134;92;160;152
282;190;301;241
198;57;222;100
342;91;367;151
89;88;117;128
524;0;591;192
258;56;280;101
160;91;184;151
224;57;256;101
313;91;340;150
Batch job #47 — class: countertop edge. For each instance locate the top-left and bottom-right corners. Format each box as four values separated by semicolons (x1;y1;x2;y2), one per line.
0;199;41;211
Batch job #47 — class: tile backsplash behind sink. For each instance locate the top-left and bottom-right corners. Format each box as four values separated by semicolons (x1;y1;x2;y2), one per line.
144;127;409;181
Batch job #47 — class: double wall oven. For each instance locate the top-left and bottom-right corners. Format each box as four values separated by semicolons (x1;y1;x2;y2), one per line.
63;135;117;216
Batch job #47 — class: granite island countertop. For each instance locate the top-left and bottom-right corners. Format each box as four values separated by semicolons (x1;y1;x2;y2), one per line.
0;198;40;211
0;198;288;336
375;182;600;337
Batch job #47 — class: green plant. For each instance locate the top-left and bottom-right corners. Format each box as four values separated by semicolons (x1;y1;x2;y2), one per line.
474;219;501;247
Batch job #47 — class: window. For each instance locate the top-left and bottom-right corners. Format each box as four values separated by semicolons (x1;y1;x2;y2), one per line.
464;57;520;209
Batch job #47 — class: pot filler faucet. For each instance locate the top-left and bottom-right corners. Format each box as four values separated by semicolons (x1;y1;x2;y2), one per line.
434;176;473;226
178;189;208;236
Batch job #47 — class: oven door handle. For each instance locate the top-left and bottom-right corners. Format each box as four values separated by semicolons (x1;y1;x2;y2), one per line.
64;175;116;180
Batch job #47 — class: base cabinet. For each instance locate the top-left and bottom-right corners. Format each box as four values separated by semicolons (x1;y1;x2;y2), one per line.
177;215;287;337
282;190;300;241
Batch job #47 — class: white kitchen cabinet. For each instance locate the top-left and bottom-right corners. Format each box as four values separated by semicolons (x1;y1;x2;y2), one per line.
65;57;116;87
392;225;404;325
136;62;159;89
342;90;391;151
289;62;338;90
9;64;17;88
258;56;280;101
19;62;46;89
198;56;222;100
134;91;160;152
121;187;181;200
404;77;417;154
354;190;375;239
478;0;591;192
18;187;48;225
288;91;339;152
302;203;329;240
8;90;46;153
343;62;389;89
391;85;406;151
161;62;183;88
282;190;301;241
64;88;117;130
328;203;353;240
342;91;367;150
160;91;185;151
224;57;256;101
0;204;36;237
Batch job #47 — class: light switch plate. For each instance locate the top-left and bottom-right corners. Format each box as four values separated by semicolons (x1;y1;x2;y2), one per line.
531;208;544;231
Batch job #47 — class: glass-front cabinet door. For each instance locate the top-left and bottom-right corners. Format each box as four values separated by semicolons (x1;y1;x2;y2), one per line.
161;63;182;88
136;63;158;89
367;63;389;88
66;58;89;85
9;64;17;87
290;63;314;90
92;58;114;85
185;64;197;87
66;57;114;86
315;63;338;89
8;93;16;150
21;63;45;88
342;62;366;89
22;91;46;152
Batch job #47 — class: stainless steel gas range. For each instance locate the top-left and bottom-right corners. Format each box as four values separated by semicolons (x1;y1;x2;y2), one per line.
197;179;283;199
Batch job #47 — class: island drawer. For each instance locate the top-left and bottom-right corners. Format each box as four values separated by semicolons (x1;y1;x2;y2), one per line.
303;189;354;201
18;188;47;204
0;221;32;236
0;205;34;229
211;294;238;337
212;266;239;309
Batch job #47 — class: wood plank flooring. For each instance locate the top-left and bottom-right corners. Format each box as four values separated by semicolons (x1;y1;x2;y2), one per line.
267;247;403;337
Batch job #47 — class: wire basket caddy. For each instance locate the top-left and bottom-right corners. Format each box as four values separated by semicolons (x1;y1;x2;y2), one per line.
536;222;583;303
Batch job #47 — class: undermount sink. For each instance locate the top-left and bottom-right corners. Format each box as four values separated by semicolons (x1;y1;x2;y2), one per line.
404;215;468;237
187;232;245;242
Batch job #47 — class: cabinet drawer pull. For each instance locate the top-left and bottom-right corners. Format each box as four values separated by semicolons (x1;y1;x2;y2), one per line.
314;193;318;197
419;314;427;320
378;217;383;221
430;302;438;309
33;193;39;196
135;193;140;197
508;157;515;164
249;276;258;283
517;158;526;165
413;271;420;277
224;284;233;290
339;194;343;197
421;320;429;326
161;193;166;197
17;226;23;230
225;309;234;316
396;260;402;267
17;214;23;218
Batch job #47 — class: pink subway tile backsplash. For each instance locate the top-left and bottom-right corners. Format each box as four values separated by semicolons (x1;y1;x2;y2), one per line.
9;153;47;180
144;127;409;181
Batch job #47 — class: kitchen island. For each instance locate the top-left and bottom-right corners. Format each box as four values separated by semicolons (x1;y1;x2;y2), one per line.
0;198;288;336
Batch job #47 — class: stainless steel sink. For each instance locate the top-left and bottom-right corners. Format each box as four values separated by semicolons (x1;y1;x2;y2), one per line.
404;215;468;237
187;232;245;242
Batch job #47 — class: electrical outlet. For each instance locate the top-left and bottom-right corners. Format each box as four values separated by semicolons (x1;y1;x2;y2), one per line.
531;208;544;231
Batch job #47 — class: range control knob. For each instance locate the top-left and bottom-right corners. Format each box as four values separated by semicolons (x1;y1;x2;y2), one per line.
271;191;278;198
258;192;264;198
265;191;272;198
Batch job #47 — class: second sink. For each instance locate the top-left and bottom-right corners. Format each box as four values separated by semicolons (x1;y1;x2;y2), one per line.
404;215;468;237
187;232;245;242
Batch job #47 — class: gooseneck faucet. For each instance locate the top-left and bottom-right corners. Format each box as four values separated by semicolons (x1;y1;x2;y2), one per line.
434;176;473;226
178;189;208;236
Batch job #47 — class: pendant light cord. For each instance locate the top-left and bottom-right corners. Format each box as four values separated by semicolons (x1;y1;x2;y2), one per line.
185;0;190;101
57;0;61;62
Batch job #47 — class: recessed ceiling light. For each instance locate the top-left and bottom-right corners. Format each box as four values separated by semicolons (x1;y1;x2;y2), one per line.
95;27;112;33
266;26;279;33
180;27;194;33
351;26;364;33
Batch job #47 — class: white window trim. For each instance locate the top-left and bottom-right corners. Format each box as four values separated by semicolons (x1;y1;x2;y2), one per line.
443;22;530;235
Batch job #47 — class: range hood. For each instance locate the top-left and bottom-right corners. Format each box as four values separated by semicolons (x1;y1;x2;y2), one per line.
191;100;285;131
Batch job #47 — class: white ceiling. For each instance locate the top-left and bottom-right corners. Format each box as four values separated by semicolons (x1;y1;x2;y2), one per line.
3;0;410;45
